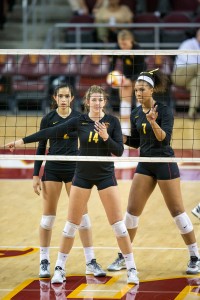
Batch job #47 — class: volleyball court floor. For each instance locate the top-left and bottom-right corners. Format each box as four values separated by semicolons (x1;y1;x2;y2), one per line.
0;162;200;300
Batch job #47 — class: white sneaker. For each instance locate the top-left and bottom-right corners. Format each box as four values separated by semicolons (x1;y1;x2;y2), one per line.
127;268;139;285
107;253;126;271
186;256;200;275
191;205;200;219
39;259;50;278
51;266;66;283
86;259;106;277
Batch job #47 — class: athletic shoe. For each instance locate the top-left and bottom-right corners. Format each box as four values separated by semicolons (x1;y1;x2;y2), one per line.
51;266;66;283
191;205;200;219
186;256;200;274
127;268;139;284
86;259;106;277
107;253;126;271
39;259;50;278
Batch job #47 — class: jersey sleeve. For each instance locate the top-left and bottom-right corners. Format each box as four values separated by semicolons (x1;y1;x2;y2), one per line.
104;117;124;156
23;116;79;144
33;116;48;176
124;112;140;148
160;106;174;145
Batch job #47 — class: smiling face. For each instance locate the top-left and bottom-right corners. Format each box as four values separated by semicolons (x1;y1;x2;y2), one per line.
134;80;153;107
87;92;106;114
53;87;74;110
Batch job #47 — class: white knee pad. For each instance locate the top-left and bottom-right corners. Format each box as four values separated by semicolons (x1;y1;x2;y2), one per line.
40;215;56;230
124;212;139;229
174;212;193;234
79;214;91;230
63;221;79;238
112;220;128;237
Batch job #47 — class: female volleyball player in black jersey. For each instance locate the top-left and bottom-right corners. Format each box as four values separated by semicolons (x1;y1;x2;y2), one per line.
6;85;139;285
107;69;200;275
30;84;106;279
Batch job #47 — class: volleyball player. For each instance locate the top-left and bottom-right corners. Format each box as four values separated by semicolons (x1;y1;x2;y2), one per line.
107;69;200;275
6;85;139;285
30;84;106;278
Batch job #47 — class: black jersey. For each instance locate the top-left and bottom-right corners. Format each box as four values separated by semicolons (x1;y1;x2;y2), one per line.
24;114;124;180
125;102;175;157
33;110;80;175
110;44;146;81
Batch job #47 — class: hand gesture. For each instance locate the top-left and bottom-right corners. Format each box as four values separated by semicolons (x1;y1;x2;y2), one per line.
146;105;158;124
5;139;24;152
94;122;109;141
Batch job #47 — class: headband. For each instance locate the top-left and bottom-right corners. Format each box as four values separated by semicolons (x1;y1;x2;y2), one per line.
137;75;154;87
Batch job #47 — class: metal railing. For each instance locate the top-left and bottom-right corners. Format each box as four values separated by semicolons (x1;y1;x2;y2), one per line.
22;0;46;48
44;22;199;49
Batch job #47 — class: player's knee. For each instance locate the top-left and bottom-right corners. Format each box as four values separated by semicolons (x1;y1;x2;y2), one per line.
62;221;79;238
124;212;139;229
40;215;56;230
174;212;193;234
112;220;128;237
78;214;91;230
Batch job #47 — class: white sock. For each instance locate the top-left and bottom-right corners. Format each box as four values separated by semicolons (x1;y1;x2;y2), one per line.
55;251;69;270
83;247;95;264
40;247;50;262
122;252;136;270
188;243;199;258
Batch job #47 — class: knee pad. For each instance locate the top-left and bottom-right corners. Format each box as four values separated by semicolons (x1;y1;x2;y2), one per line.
79;214;91;230
124;212;139;229
40;215;56;230
63;221;79;238
112;220;128;237
174;212;193;234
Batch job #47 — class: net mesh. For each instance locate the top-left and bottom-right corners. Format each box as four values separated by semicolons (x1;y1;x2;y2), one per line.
0;49;200;165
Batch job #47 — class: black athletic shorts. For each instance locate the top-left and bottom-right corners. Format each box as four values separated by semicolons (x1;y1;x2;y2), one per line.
72;174;118;190
41;169;74;183
135;162;180;180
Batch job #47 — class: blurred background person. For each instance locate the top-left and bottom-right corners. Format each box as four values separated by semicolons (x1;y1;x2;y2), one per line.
94;0;133;43
108;29;145;135
171;27;200;119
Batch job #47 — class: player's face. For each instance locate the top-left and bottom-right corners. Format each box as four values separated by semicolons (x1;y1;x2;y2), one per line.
118;38;132;50
54;87;74;109
87;93;106;114
134;81;153;106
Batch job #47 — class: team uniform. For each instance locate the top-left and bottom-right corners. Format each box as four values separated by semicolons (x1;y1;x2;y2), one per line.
125;101;180;180
33;110;80;183
24;114;124;190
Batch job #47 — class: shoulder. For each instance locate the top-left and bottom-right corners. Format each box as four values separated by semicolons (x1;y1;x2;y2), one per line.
156;102;173;116
41;110;56;124
70;110;81;118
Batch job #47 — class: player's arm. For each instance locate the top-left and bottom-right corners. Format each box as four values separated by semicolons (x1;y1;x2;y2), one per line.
124;113;140;148
5;117;79;151
94;118;124;156
33;117;48;195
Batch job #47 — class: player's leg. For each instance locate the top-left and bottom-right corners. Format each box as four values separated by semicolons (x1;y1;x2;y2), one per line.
98;184;139;284
39;180;63;278
158;177;200;274
51;184;92;283
118;78;134;135
64;181;105;276
107;173;156;271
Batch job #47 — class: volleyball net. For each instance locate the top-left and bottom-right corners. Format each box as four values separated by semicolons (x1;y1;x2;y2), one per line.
0;49;200;168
